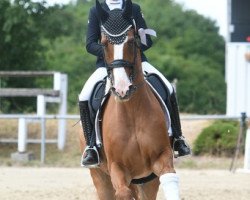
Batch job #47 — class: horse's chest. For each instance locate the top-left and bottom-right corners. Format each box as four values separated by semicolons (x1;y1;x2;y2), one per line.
105;128;167;161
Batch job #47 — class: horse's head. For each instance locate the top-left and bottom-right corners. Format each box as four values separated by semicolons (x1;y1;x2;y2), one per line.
96;0;143;101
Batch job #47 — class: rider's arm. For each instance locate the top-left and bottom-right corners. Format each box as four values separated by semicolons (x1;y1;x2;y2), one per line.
133;4;153;51
86;7;104;58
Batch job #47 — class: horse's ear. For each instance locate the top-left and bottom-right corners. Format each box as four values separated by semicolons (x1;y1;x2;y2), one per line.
96;0;109;23
122;0;132;19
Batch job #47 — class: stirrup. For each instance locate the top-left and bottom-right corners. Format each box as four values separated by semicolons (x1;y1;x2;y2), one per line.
81;146;100;168
173;136;191;158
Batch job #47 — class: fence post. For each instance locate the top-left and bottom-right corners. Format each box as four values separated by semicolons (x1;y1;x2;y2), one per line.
40;116;46;164
18;118;27;152
37;95;46;164
54;73;68;150
230;112;247;172
243;128;250;171
11;118;34;162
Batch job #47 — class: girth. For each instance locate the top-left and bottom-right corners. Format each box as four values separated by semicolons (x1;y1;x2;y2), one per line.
131;173;157;185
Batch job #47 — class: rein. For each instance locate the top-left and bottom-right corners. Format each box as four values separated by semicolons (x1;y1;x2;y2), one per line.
107;59;134;69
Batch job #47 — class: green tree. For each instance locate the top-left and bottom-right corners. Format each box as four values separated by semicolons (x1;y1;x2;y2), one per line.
0;0;227;114
43;0;95;111
0;0;48;112
139;0;226;113
0;0;46;71
39;0;227;114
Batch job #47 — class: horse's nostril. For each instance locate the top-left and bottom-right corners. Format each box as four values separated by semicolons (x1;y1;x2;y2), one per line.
116;88;126;97
129;85;134;90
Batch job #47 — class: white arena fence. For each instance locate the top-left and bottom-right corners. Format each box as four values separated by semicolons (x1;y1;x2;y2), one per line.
0;114;249;170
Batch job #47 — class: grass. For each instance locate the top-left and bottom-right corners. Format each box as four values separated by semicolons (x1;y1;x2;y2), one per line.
174;155;244;170
0;119;244;169
0;119;81;167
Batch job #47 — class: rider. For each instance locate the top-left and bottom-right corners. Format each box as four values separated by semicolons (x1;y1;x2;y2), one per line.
79;0;191;168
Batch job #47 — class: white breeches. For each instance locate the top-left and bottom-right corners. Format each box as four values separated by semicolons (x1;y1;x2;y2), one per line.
142;61;174;94
78;62;174;101
79;67;108;101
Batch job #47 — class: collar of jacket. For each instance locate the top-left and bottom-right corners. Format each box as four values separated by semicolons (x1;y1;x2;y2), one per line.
103;0;125;11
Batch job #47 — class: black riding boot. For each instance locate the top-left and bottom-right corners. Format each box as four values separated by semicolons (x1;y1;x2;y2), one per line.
166;92;191;157
79;101;99;167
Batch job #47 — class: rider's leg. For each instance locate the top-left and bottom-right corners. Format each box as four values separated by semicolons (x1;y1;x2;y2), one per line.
79;67;107;167
142;61;174;93
142;62;191;157
167;88;191;157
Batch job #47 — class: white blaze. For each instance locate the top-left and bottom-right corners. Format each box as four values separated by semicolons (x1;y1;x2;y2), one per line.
113;37;132;98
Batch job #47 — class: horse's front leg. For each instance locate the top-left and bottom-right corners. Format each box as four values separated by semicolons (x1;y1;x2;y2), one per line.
153;148;180;200
109;162;134;200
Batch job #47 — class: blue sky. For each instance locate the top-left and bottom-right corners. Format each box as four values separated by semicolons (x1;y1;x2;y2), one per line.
41;0;228;38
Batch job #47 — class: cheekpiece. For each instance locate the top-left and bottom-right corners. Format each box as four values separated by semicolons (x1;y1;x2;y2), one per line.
101;9;132;45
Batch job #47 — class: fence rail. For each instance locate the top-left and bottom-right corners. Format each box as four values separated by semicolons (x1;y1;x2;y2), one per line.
0;71;58;77
0;114;79;120
0;114;248;164
0;114;246;120
0;88;60;97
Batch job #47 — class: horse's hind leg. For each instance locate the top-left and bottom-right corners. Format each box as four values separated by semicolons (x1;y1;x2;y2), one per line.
90;168;115;200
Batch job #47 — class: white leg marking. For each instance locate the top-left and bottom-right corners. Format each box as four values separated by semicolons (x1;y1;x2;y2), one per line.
159;173;180;200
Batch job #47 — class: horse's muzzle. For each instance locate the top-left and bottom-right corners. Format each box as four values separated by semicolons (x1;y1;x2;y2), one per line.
111;85;136;101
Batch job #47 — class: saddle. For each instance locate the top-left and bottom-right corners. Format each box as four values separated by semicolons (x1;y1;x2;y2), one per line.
88;79;106;120
145;73;169;103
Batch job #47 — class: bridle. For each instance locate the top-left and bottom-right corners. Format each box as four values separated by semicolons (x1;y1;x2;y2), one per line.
102;26;143;98
105;30;139;78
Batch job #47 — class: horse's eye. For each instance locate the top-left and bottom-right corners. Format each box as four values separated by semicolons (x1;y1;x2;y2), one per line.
101;40;109;48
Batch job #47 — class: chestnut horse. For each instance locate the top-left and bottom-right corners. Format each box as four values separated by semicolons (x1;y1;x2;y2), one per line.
79;0;180;199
